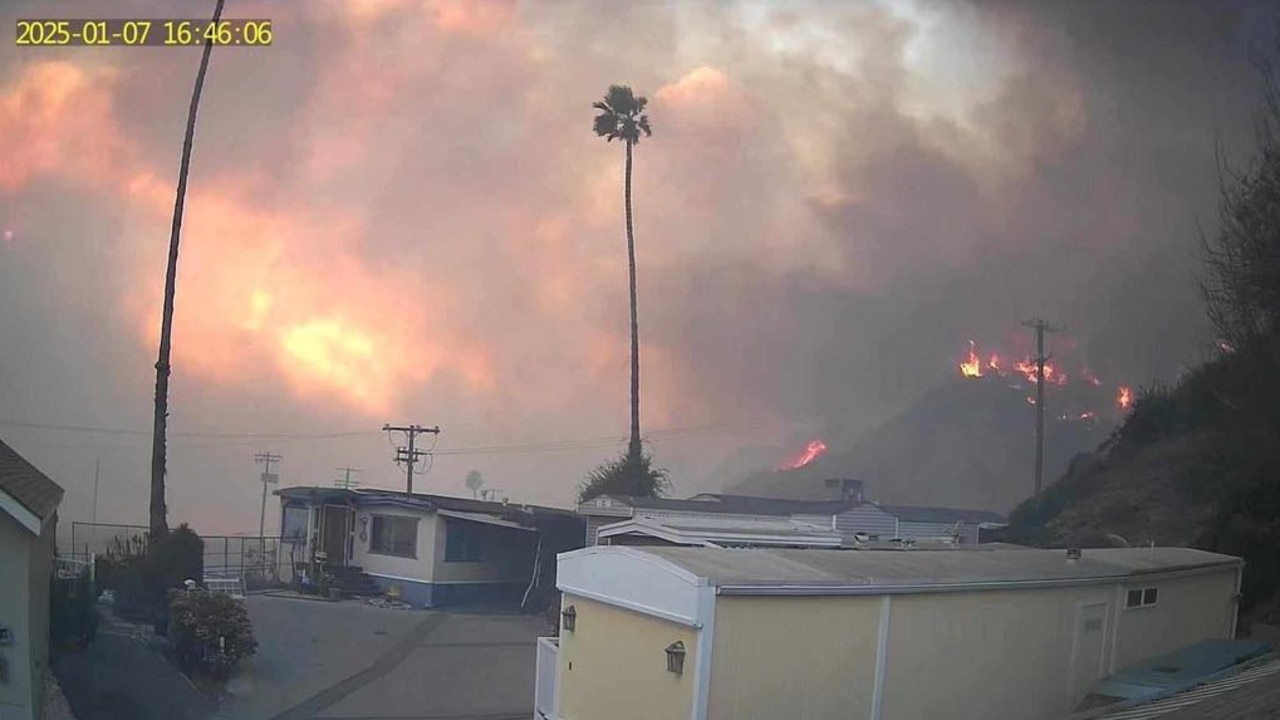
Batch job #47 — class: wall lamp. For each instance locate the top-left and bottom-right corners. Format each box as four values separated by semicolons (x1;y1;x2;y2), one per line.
665;641;686;675
561;605;576;632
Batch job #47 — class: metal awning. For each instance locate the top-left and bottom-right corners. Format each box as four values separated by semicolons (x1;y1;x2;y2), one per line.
437;509;533;531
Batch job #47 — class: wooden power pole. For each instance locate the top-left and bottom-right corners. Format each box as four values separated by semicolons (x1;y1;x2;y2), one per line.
1022;319;1063;496
254;452;282;542
382;424;440;494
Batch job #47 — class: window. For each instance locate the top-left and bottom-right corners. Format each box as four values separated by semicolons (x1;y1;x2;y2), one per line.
1126;586;1159;609
281;505;309;544
369;515;418;557
444;519;486;562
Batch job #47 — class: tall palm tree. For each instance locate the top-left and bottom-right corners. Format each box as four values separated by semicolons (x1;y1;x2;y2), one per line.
149;0;226;538
593;85;652;468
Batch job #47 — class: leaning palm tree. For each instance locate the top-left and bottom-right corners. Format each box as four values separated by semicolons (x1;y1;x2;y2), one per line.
593;85;652;468
149;0;226;539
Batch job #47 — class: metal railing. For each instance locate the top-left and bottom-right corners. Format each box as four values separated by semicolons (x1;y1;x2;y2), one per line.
202;535;294;589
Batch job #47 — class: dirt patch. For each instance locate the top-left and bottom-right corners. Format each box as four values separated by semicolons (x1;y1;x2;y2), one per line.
43;672;77;720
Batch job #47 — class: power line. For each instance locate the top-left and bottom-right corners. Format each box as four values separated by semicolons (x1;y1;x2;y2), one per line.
0;418;786;455
0;420;373;440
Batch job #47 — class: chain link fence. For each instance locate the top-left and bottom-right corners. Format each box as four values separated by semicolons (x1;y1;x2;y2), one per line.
61;522;295;590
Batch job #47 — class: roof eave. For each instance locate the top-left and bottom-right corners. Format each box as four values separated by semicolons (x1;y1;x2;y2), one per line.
714;561;1243;597
0;485;44;535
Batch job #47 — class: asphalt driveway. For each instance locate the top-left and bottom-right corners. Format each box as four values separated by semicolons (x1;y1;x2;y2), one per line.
216;595;551;720
54;625;218;720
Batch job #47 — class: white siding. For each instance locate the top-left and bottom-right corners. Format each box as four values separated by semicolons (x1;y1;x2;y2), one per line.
791;513;835;529
1112;568;1238;670
897;520;958;539
0;510;35;720
835;505;898;537
585;515;615;546
557;547;702;626
637;510;775;524
350;507;436;582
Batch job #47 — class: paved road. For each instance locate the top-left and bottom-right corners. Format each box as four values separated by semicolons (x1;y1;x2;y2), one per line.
217;596;551;720
53;629;218;720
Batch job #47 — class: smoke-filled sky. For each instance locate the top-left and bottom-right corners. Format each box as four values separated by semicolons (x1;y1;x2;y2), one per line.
0;0;1274;534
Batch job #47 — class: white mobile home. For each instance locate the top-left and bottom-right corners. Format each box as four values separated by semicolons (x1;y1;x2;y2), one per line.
277;486;581;607
0;439;63;720
536;545;1242;720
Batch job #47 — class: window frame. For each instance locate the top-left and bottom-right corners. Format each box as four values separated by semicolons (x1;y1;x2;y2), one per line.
1125;586;1159;610
281;504;310;545
368;514;419;558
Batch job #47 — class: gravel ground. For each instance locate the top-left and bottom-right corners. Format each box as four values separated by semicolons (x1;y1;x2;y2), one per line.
43;672;77;720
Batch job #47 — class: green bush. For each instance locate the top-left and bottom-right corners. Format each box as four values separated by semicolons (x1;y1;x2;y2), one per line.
95;533;148;592
146;524;204;634
148;524;204;595
112;558;152;621
167;590;257;679
50;569;98;649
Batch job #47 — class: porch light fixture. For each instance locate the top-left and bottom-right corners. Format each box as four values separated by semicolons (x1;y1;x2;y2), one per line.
561;605;576;631
665;641;686;675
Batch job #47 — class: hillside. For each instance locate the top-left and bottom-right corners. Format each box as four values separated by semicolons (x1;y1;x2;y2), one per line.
729;370;1118;513
999;341;1280;623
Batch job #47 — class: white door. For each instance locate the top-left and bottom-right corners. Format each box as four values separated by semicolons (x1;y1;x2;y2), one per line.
1070;602;1109;703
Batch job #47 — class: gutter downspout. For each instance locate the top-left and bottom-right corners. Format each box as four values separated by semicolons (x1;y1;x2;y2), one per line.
871;595;892;720
1232;560;1245;638
690;585;716;720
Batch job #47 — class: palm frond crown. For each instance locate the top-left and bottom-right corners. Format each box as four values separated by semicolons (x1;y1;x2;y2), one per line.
592;84;652;144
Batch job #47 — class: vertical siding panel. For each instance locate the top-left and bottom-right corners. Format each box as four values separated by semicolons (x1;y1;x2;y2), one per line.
835;506;899;537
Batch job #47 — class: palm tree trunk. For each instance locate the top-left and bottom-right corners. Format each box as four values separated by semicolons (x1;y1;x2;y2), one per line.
149;0;226;539
625;138;642;464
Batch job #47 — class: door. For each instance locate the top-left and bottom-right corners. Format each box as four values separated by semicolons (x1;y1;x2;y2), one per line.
321;505;351;566
1070;602;1109;703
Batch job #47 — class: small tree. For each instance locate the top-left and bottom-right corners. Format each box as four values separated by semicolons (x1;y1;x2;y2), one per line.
1200;44;1280;354
465;470;485;499
577;451;671;503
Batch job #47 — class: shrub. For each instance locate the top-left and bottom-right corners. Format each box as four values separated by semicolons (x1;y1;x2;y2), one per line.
50;569;98;649
147;524;204;634
577;451;671;502
543;593;561;636
112;558;152;621
167;590;257;679
148;524;204;595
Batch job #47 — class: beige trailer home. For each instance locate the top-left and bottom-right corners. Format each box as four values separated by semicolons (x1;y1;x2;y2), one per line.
534;545;1243;720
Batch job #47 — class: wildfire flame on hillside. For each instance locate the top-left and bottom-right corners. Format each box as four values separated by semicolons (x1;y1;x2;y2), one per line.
776;438;828;471
956;340;1132;415
1117;385;1134;411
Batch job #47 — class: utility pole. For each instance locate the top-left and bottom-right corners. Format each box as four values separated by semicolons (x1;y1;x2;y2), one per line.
335;467;361;490
382;424;440;495
254;452;282;542
1022;319;1063;496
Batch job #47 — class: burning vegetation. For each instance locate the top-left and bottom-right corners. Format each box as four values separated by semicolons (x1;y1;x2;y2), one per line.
957;340;1133;417
776;438;828;471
